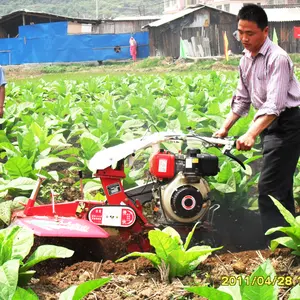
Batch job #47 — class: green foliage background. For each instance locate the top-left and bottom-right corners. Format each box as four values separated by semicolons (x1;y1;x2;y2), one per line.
0;0;163;19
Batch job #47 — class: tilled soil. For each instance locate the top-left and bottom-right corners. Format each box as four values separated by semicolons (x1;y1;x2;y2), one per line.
30;248;300;300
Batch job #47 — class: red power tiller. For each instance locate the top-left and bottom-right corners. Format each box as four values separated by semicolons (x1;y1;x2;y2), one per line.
11;130;245;256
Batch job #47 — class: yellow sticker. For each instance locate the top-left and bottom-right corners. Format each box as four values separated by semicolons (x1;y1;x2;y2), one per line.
192;158;199;163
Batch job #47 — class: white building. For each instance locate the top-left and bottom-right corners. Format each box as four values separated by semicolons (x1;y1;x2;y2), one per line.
164;0;299;15
206;0;267;14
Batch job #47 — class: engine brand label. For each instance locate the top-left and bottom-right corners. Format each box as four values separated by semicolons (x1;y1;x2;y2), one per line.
88;206;136;227
185;158;193;168
158;159;167;172
107;183;121;196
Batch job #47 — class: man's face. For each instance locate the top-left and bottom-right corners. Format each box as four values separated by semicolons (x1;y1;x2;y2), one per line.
238;20;268;55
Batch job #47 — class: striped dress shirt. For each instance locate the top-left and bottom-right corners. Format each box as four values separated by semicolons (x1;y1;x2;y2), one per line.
231;37;300;120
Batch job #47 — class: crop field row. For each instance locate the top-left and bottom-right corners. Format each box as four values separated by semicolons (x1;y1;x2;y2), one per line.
0;70;299;225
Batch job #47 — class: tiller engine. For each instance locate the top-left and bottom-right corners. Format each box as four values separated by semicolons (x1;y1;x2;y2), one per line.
11;131;245;258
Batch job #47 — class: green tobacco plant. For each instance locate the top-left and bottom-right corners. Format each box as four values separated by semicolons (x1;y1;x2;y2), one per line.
0;197;28;226
116;223;222;282
265;196;300;255
59;278;111;300
293;160;300;206
186;259;299;300
4;73;298;210
0;225;74;300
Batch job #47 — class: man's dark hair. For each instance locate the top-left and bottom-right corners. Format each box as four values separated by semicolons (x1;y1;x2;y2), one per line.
237;4;268;30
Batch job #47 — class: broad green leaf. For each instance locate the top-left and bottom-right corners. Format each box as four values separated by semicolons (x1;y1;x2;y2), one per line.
185;286;233;300
0;226;20;265
273;227;300;243
3;178;37;191
30;122;46;142
243;155;263;165
11;226;34;261
0;200;12;225
48;133;72;148
269;197;299;227
48;171;59;181
4;157;33;178
216;162;233;183
0;131;10;143
242;259;278;300
20;245;74;272
162;227;183;246
0;260;19;300
83;180;102;193
84;192;106;201
56;147;80;157
80;137;101;160
149;230;182;262
12;197;28;209
269;237;298;251
153;98;168;112
59;278;111;300
120;120;145;131
12;287;39;300
18;132;37;159
116;252;161;268
218;284;242;300
59;286;77;300
0;142;20;158
35;157;67;169
18;270;36;287
211;182;235;193
289;284;300;300
168;246;221;278
167;118;181;131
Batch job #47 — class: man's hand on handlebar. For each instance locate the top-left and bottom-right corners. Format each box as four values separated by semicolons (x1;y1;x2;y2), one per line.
236;133;256;151
213;127;228;138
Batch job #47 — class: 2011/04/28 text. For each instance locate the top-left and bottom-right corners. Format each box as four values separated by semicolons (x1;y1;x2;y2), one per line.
221;275;300;286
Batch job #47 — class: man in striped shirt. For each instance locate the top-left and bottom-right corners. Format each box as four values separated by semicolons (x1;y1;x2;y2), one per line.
215;4;300;243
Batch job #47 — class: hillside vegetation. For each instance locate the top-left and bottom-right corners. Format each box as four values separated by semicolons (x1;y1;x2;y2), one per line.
0;0;163;19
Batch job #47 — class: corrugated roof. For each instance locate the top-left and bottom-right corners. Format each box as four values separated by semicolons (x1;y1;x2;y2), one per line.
113;16;161;21
0;9;98;24
265;8;300;22
145;4;236;28
145;7;203;27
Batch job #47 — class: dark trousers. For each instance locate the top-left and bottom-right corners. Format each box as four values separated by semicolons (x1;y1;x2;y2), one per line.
258;107;300;240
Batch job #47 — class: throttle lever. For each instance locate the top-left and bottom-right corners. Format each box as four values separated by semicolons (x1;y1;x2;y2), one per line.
223;148;246;170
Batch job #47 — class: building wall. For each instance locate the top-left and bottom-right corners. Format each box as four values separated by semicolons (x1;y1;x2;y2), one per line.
269;21;300;52
93;20;154;34
164;0;186;14
149;8;241;57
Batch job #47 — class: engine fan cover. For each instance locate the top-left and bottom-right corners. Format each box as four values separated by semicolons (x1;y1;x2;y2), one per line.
171;186;203;219
160;172;210;223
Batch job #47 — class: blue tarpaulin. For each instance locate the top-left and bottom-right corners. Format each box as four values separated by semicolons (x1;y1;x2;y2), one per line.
19;22;68;38
0;22;149;65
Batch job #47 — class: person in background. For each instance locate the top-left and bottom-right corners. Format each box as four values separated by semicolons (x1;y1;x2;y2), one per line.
0;66;6;130
214;4;300;244
129;36;137;61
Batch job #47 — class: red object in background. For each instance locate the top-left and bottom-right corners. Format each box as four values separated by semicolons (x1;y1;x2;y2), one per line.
150;150;175;179
129;37;137;61
294;27;300;39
